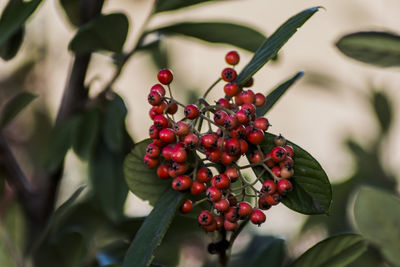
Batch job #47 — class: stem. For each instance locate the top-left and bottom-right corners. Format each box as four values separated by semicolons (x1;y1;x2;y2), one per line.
228;218;250;250
203;78;222;99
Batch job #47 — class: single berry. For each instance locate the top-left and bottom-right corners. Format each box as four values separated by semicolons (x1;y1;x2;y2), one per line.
214;110;228;125
250;209;266;226
148;91;163;106
280;167;294;179
183;133;200;149
243;77;254;87
166;101;178;114
230;125;246;139
149;125;159;139
254;117;270;131
197;167;213;183
152;138;166;148
180;200;193;214
184;104;200;119
238;201;253;219
161;145;174;161
191;181;207;195
153;114;169;129
225;168;239;183
235;109;251;125
171;145;187;163
234;95;244;106
265;152;275;168
159;128;176;144
240;139;249;154
248;149;262;163
271;166;281;177
172;175;192;191
279;156;294;169
221;152;237;166
170;162;188;177
277;179;293;195
146;143;160;158
211;174;231;190
284;145;294;158
271;146;287;162
157;69;173;85
258;195;271;210
255;93;266;107
198;210;213;226
266;193;281;206
224;83;240;97
225;138;241;156
150;83;166;96
157;164;170;179
214;199;230;212
202;220;217;232
206;186;222;202
225;206;239;222
149;109;157;120
247;128;265;145
144;155;159;169
151;102;167;114
173;121;190;136
261;180;277;194
227;193;238;206
224;115;238;130
240;90;255;104
202;133;218;149
214;215;224;230
216;98;231;109
221;67;237;82
206;148;222;163
225;51;240;65
274;134;286;146
224;219;238;231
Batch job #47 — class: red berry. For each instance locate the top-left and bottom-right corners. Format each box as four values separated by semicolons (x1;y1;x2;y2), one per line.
284;145;294;158
230;125;246;139
255;93;266;107
271;146;287;162
266;193;281;206
146;143;160;158
206;148;222;163
225;168;239;183
157;69;173;85
261;180;277;194
224;115;238;130
217;137;226;151
274;134;286;146
279;156;294;169
159;128;175;144
211;174;231;190
271;166;281;177
161;145;174;161
148;91;163;106
214;110;228;125
198;210;213;226
150;83;166;96
172;175;192;191
144;155;159;169
243;77;254;88
214;215;224;230
224;83;240;97
191;181;207;195
240;90;255;104
235;109;251;125
197;167;213;183
221;152;237;166
202;220;217;232
149;125;159;139
234;95;244;106
224;219;238;231
206;186;222;202
151;102;167;114
149;109;157;120
214;199;230;212
169;162;188;177
157;164;170;179
216;98;231;109
247;128;265;145
173;121;190;136
248;149;262;163
227;193;238;206
225;50;240;65
166;101;178;114
184;104;200;119
153;114;169;129
250;209;266;226
221;67;237;82
254;117;270;131
258;195;271;210
225;207;239;222
183;133;200;149
171;145;187;163
241;103;256;116
180;200;193;214
239;139;249;154
225;138;241;156
277;179;293;195
280;167;294;179
202;133;218;149
152;138;166;148
238;201;253;219
265;152;275;168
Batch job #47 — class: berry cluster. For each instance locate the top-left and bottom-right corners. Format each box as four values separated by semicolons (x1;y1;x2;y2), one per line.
144;51;295;234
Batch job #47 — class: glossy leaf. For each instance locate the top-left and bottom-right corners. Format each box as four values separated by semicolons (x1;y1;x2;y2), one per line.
0;27;24;60
69;13;129;54
0;91;37;129
149;22;266;52
154;0;220;13
251;133;332;214
59;0;80;27
336;31;400;67
236;7;319;86
122;188;184;267
371;91;392;135
72;108;100;159
124;139;170;206
292;234;367;267
354;187;400;266
103;94;128;153
0;0;42;47
256;71;304;117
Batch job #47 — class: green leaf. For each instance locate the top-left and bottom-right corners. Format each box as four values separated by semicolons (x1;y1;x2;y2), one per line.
354;187;400;266
72;108;100;159
236;7;320;86
0;27;24;61
122;188;184;267
336;31;400;67
103;94;128;153
89;143;129;221
59;0;80;27
154;0;221;13
251;133;332;215
371;91;392;135
124;139;170;206
291;234;367;267
256;71;304;117
69;13;129;54
149;22;266;52
0;0;42;47
0;91;37;129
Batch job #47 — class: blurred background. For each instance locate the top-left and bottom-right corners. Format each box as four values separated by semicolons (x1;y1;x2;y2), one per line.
1;0;399;266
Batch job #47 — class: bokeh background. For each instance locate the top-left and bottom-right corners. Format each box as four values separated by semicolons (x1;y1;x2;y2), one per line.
1;0;399;266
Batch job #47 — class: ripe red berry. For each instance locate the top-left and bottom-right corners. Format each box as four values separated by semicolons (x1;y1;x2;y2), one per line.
211;174;231;190
224;83;240;97
271;166;281;177
225;138;241;156
144;155;159;169
214;215;224;230
255;93;266;107
240;90;255;104
171;145;187;163
214;110;228;125
198;210;213;226
224;115;238;130
271;146;287;162
225;206;239;222
173;121;190;136
284;145;294;158
184;104;200;119
149;125;159;139
148;91;163;106
277;179;293;195
146;143;160;158
247;128;265;145
258;195;271;210
157;164;170;179
230;125;246;139
153;114;169;129
243;77;254;88
248;149;262;163
197;167;213;183
274;134;286;147
250;209;266;226
225;168;239;183
265;152;275;168
221;67;237;82
234;95;244;106
170;162;188;177
180;200;193;214
152;138;166;148
239;139;249;154
149;108;157;120
202;133;218;149
266;193;281;206
206;148;222;163
159;128;176;144
241;103;256;116
150;83;166;96
183;133;199;149
225;51;240;65
172;175;192;191
235;109;251;125
214;199;230;212
166;101;178;114
238;201;253;219
161;145;173;161
261;180;277;194
206;186;222;202
227;193;238;206
254;117;270;131
279;156;294;169
216;98;231;109
224;219;238;231
191;181;207;195
157;69;173;85
202;220;217;232
217;137;226;151
151;102;167;114
221;152;237;166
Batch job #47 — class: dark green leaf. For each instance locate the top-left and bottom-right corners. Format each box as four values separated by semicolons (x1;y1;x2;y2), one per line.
89;143;129;221
348;245;388;267
256;71;304;117
59;0;80;27
0;0;42;47
251;133;332;215
0;91;37;129
72;108;100;159
0;27;24;60
103;94;128;153
354;187;400;266
122;188;184;267
149;22;266;52
336;31;400;67
371;91;392;135
124;139;170;206
291;234;367;267
154;0;221;13
69;13;129;54
236;7;320;86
